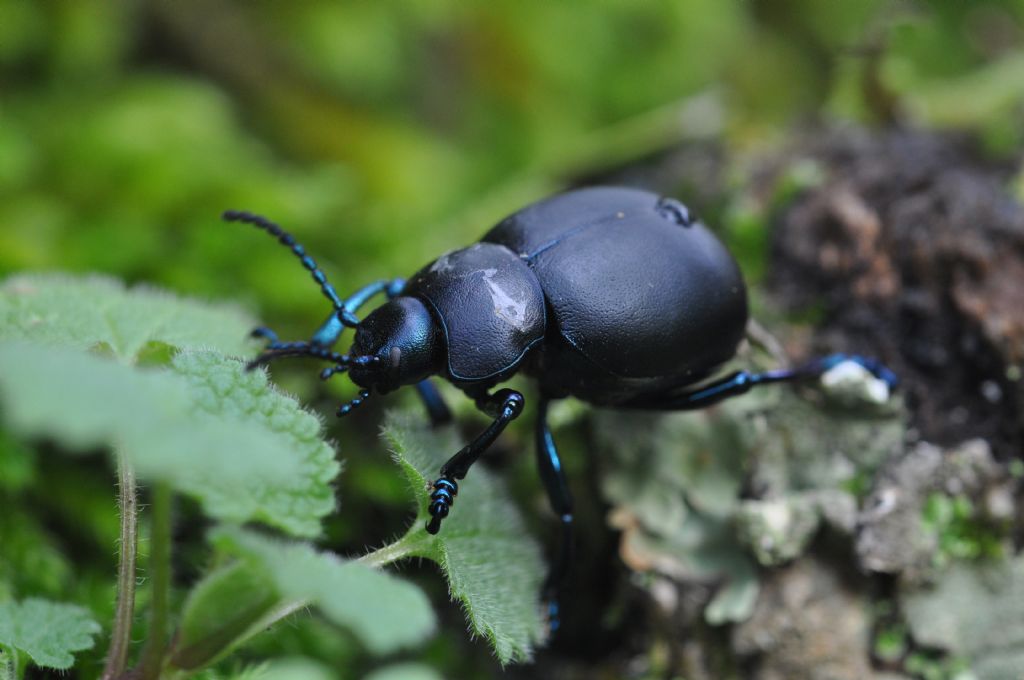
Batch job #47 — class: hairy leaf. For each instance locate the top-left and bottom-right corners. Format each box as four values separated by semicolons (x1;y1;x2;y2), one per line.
173;352;339;537
378;411;547;665
205;527;436;656
0;598;100;670
0;342;338;536
0;273;257;361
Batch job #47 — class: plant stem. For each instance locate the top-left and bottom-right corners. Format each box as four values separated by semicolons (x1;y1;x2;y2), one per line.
357;531;427;569
102;454;138;680
138;483;172;680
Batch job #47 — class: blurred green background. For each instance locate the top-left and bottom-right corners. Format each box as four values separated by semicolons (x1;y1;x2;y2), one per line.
2;0;1024;678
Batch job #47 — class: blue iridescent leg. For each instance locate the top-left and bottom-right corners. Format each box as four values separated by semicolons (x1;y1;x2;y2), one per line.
426;389;525;534
622;353;897;410
415;380;452;426
535;397;573;633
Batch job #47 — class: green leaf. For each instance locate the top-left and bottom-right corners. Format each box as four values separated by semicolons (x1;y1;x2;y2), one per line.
365;663;444;680
376;410;546;665
190;527;435;658
0;598;100;670
172;352;340;537
172;561;281;670
0;342;339;536
0;273;258;362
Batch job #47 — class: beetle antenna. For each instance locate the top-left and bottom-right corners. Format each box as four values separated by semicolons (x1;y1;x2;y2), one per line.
223;210;346;314
246;343;354;371
337;389;371;417
320;364;348;381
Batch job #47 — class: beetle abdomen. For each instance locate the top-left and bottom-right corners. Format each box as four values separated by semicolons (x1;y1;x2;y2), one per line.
405;242;546;383
486;187;748;385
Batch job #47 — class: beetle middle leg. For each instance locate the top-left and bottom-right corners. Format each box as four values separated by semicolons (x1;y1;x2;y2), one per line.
425;388;525;534
619;353;897;410
535;396;574;632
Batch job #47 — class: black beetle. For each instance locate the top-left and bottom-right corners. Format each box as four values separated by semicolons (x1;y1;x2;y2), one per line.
225;186;895;624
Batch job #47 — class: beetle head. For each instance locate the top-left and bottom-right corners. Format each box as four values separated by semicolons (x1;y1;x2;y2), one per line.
348;296;445;394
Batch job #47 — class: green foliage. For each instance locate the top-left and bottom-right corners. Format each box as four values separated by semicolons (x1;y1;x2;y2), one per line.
0;509;73;599
365;663;445;680
196;527;435;658
0;273;340;536
376;411;547;665
0;598;100;671
0;342;338;537
902;652;971;680
172;560;281;671
872;621;908;664
0;274;257;361
921;493;1006;566
172;352;340;537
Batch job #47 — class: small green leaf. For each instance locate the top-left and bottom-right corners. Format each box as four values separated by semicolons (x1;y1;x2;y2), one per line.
0;273;258;362
172;561;281;670
0;342;339;536
365;663;444;680
207;527;436;656
0;598;100;670
378;410;547;665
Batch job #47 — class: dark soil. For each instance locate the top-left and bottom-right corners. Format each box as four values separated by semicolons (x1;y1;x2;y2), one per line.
766;128;1024;459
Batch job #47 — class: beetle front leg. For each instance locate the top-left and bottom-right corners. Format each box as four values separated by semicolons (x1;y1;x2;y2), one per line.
425;388;525;534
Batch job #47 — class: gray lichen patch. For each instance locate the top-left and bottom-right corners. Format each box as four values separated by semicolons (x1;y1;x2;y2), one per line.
856;439;1011;580
733;557;873;680
737;490;857;567
902;556;1024;679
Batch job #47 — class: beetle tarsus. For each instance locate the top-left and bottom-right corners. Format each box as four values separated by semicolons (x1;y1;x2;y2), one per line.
426;476;458;534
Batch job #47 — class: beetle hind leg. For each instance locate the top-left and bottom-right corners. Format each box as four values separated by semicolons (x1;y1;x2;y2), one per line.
535;396;574;633
620;353;897;410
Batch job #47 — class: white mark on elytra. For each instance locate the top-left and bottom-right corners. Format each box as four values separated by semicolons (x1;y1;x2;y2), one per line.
481;268;530;331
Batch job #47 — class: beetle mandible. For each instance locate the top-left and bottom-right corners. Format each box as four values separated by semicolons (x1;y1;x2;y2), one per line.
225;186;896;625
